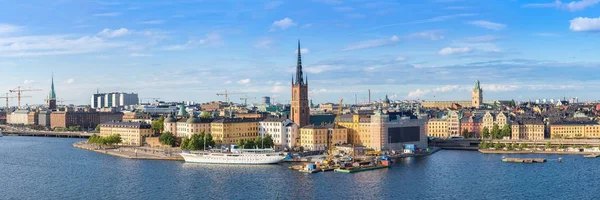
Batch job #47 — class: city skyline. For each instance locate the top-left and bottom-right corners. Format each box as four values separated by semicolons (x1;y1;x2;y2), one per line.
1;0;600;105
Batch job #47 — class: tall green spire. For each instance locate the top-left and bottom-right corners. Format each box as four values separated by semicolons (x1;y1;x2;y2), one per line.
49;73;56;99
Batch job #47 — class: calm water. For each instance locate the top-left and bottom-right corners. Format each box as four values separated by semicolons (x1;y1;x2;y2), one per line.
1;136;600;200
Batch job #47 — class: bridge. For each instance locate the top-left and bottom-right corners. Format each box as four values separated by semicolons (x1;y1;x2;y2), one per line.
4;130;93;138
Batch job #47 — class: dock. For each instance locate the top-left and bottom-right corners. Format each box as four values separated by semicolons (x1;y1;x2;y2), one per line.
501;158;546;163
73;142;184;161
334;165;389;173
584;154;599;158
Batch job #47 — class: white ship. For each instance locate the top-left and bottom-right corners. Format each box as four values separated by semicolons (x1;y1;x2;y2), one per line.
180;145;285;164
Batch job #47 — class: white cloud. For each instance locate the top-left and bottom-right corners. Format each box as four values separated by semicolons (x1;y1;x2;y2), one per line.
301;24;313;29
270;17;296;31
304;65;340;74
309;88;329;95
438;47;471;55
130;53;152;57
434;85;462;92
24;80;36;84
0;24;21;34
293;48;310;54
407;89;430;98
483;84;519;92
97;28;132;38
369;13;477;30
237;79;251;85
271;85;285;93
468;20;506;30
534;33;561;37
407;30;445;40
462;35;504;43
342;35;399;51
254;38;274;49
93;12;120;17
313;0;343;5
346;13;366;19
141;20;166;25
0;35;125;57
396;56;406;61
524;0;599;12
162;33;222;50
569;17;600;32
224;80;232;84
65;78;74;84
264;1;283;9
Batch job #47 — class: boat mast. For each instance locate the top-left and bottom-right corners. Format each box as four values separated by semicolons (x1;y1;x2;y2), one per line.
203;132;207;150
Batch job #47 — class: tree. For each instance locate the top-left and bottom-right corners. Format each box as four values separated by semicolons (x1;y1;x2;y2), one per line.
462;128;470;138
200;112;212;119
180;137;189;150
237;139;245;148
159;131;177;147
263;134;274;148
491;124;501;139
545;142;552;149
482;127;490;139
244;139;255;149
518;143;526;149
494;143;503;149
187;135;199;150
95;124;101;132
509;99;516;107
255;136;263;148
151;116;165;133
558;144;565;149
501;124;512;138
205;133;215;148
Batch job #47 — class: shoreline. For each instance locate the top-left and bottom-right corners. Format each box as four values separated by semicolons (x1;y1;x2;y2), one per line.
479;149;599;155
73;142;184;161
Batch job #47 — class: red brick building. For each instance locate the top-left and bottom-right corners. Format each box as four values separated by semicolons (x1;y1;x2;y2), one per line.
460;116;483;137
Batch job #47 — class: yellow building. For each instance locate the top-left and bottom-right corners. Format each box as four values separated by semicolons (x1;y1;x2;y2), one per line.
299;124;348;151
337;114;370;146
550;122;600;139
427;119;449;138
511;121;545;140
210;118;259;144
99;121;153;146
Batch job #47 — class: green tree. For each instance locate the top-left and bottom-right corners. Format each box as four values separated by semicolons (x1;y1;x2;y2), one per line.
204;133;215;148
255;136;263;148
482;127;490;139
263;134;274;148
151;116;165;133
507;143;514;150
244;139;255;149
200;112;212;119
462;128;470;138
584;144;591;149
180;137;189;150
558;144;565;149
518;143;526;149
545;142;552;149
494;143;503;149
237;139;245;148
479;142;488;149
95;124;101;132
491;124;501;139
159;131;177;147
501;124;512;138
187;135;199;150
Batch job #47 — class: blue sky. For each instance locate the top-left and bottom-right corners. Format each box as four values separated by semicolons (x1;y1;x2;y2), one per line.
1;0;600;106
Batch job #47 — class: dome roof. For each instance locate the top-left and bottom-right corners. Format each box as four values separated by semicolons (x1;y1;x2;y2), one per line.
165;114;176;123
186;113;201;123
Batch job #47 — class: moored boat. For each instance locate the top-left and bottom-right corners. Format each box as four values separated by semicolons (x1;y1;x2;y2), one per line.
180;145;285;165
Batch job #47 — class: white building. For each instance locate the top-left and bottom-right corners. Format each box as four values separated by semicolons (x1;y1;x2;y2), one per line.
7;110;30;125
133;105;178;114
258;118;297;150
91;92;139;108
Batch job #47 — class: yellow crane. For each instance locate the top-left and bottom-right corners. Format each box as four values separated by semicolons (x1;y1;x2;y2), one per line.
0;93;20;109
9;86;41;108
216;90;247;103
239;96;256;106
326;98;344;163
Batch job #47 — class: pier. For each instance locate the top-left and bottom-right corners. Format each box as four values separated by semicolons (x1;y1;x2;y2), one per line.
73;142;184;161
4;130;93;138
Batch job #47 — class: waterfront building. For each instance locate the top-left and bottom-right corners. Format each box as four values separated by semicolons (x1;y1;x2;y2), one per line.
291;41;310;127
99;121;152;146
132;104;178;114
91;92;139;108
200;101;225;112
7;109;31;125
550;122;600;139
50;109;99;130
337;114;371;145
447;110;462;136
460;116;482;137
369;108;427;150
164;114;178;136
27;111;39;125
163;113;212;138
38;110;52;127
511;119;545;140
259;117;296;150
299;125;327;151
210;118;259;144
427;118;449;138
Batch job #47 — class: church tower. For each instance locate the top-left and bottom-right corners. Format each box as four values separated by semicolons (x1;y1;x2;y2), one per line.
472;80;483;108
291;40;310;127
48;74;57;111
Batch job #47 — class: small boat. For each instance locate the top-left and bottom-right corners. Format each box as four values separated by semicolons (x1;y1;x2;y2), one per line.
584;154;599;158
299;163;320;173
502;157;546;163
334;165;388;173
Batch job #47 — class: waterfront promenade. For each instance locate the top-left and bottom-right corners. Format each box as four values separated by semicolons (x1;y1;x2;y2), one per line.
73;142;184;161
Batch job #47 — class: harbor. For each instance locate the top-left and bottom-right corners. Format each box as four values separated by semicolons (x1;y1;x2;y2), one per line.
72;142;184;161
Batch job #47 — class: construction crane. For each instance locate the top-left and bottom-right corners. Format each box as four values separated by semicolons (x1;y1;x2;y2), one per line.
240;96;256;106
56;99;73;105
216;90;247;103
0;93;18;110
9;86;41;108
139;97;160;104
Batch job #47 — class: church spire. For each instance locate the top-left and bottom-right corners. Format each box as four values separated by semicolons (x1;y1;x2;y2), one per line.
295;40;304;86
49;72;56;99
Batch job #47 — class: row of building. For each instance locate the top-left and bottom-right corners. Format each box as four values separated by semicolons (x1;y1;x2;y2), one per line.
6;107;123;130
